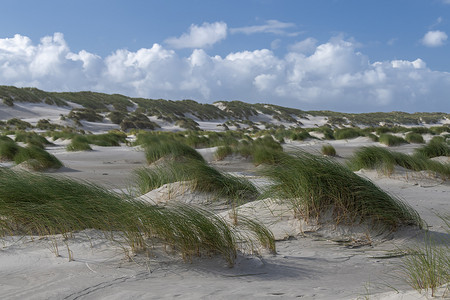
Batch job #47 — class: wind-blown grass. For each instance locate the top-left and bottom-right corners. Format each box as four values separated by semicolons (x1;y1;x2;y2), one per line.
321;144;336;156
348;146;450;179
15;131;53;149
334;128;363;140
415;137;450;158
143;139;205;164
0;169;272;265
405;132;425;144
0;136;19;160
67;135;92;151
261;151;423;230
379;134;408;146
400;215;449;297
134;159;259;200
13;146;63;171
215;145;233;161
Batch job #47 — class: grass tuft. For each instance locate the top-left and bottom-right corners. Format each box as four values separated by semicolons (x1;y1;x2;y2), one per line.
405;132;425;144
261;151;423;230
415;137;450;158
379;134;408;146
321;144;337;156
13;146;63;171
144;140;205;164
400;215;449;297
348;146;450;179
134;159;259;201
0;169;272;265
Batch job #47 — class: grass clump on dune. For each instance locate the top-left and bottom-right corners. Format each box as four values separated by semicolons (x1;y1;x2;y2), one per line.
215;145;233;161
0;136;20;160
13;146;63;171
15;131;53;149
144;139;205;164
85;132;127;146
321;144;336;156
348;146;450;179
415;137;450;158
405;132;425;144
400;215;449;297
262;151;423;230
379;134;408;146
67;135;92;151
0;169;273;265
134;159;259;200
333;128;363;140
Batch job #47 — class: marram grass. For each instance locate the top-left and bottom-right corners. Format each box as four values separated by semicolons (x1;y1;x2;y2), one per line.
348;146;450;179
321;144;336;156
143;139;205;164
134;159;259;201
0;168;273;265
261;151;423;230
400;215;449;297
415;137;450;158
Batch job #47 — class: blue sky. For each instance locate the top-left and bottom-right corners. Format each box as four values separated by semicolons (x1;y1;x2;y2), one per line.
0;0;449;112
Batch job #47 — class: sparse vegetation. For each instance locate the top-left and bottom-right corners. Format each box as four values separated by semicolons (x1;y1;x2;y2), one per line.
321;144;336;156
334;128;363;140
348;146;450;179
379;134;408;146
14;145;63;171
261;151;423;230
400;215;449;297
0;169;273;265
415;137;450;158
405;132;425;144
134;159;259;200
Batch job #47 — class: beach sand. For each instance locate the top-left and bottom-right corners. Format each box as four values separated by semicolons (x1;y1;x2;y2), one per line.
0;137;448;299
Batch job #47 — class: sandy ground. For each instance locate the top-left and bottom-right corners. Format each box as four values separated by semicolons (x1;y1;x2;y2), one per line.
1;137;449;299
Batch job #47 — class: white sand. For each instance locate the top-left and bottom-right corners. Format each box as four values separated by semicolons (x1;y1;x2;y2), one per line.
1;116;449;299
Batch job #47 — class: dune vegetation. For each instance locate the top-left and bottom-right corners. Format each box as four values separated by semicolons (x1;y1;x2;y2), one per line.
0;136;62;171
261;151;423;231
348;146;450;179
134;158;259;201
0;168;273;265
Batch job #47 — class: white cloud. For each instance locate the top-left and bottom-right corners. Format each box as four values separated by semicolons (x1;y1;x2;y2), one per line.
421;30;448;47
288;38;318;54
0;33;449;112
230;20;301;36
164;22;227;49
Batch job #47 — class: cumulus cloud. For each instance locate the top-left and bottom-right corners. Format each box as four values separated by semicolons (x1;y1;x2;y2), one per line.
1;33;450;112
421;30;448;47
230;20;301;36
164;22;227;49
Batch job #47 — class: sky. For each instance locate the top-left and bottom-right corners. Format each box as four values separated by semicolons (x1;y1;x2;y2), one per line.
0;0;449;113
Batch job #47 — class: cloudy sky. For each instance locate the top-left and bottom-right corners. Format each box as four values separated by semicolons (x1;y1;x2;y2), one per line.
1;0;449;113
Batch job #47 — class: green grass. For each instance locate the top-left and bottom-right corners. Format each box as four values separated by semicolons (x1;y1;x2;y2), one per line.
379;134;408;146
0;136;20;160
405;132;425;144
215;145;233;160
261;151;423;230
415;137;450;158
334;128;363;140
348;146;450;179
134;159;259;201
66;135;92;151
13;146;63;171
400;215;449;297
143;139;205;164
321;144;336;156
0;169;274;265
15;132;53;149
